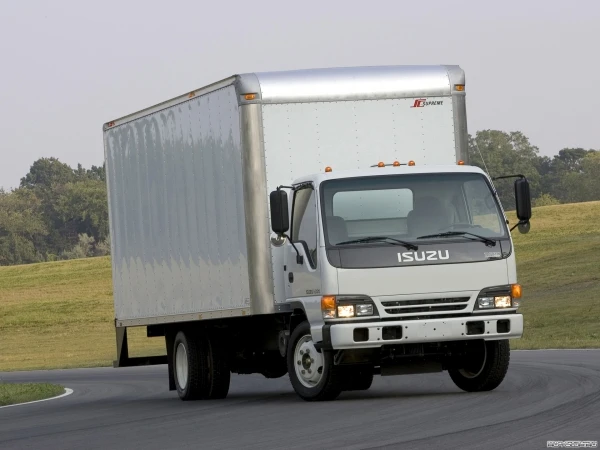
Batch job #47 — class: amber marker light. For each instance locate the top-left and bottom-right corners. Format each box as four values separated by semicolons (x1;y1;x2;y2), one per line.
511;284;522;299
321;296;336;319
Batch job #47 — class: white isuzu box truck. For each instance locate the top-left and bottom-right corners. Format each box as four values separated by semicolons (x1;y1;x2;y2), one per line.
103;65;532;402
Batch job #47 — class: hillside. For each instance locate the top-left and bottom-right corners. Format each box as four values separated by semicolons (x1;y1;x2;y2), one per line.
508;201;600;349
0;201;599;371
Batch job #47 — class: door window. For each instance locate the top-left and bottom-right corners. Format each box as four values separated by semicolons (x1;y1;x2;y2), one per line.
291;187;318;268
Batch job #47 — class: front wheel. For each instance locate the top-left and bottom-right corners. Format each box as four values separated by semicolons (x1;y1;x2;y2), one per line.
287;321;343;401
448;339;510;392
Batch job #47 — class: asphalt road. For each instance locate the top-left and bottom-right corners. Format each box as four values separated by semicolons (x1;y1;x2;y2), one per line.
1;350;599;450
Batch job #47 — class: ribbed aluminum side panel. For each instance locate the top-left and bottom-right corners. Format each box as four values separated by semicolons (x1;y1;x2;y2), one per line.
104;85;251;321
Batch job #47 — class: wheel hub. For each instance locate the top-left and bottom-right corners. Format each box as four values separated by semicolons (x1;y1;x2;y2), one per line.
294;335;324;388
175;342;189;389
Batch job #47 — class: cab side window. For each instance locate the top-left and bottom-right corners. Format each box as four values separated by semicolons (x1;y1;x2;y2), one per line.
291;187;318;268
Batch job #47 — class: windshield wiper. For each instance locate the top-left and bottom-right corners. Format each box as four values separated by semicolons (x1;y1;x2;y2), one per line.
336;236;418;250
416;231;496;247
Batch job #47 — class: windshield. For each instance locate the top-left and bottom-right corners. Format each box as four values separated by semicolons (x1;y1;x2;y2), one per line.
320;173;507;246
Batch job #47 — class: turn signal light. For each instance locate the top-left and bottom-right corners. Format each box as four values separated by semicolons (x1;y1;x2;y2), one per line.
321;296;336;319
454;84;465;91
511;284;522;299
244;93;257;100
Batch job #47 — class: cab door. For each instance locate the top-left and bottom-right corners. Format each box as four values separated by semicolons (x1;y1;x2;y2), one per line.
284;184;321;299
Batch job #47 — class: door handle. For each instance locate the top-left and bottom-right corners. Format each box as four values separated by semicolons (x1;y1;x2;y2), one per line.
288;272;294;283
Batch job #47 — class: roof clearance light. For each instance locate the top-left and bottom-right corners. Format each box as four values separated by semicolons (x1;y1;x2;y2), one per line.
455;84;465;91
377;162;385;168
408;160;416;166
458;160;465;165
393;161;400;167
325;166;332;173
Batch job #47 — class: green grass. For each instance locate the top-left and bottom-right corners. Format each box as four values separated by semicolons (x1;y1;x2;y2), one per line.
0;201;599;372
0;382;65;406
0;257;164;372
507;201;600;349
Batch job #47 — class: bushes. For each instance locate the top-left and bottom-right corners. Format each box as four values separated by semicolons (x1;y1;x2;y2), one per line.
60;234;111;260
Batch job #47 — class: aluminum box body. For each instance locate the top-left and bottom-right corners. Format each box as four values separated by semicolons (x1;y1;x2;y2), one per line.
103;65;467;326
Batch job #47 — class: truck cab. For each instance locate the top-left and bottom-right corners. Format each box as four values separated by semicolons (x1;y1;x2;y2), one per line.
270;162;531;400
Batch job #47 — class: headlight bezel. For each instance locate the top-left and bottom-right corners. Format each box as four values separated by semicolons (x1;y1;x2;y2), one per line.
475;284;522;311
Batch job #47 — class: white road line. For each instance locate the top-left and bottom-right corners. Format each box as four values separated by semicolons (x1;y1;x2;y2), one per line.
0;388;73;409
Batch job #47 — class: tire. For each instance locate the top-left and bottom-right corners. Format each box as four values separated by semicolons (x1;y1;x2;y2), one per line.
200;332;231;399
448;339;510;392
287;321;343;401
173;331;205;401
342;365;374;392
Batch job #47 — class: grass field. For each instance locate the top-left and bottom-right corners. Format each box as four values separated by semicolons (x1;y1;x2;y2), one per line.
0;258;164;372
0;382;65;406
0;201;599;372
507;201;600;349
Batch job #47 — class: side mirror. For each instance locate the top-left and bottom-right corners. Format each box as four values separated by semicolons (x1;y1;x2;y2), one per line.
514;178;532;222
269;190;289;235
517;221;530;234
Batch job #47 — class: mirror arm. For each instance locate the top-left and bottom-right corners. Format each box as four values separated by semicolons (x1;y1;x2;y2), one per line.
278;233;303;265
510;220;528;232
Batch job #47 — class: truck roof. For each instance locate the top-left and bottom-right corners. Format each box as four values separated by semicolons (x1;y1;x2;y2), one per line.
104;65;464;129
291;164;488;186
238;64;464;104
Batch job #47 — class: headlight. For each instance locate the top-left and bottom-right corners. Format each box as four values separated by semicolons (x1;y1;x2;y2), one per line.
494;296;512;308
321;296;377;319
337;305;355;318
477;297;495;309
356;304;374;316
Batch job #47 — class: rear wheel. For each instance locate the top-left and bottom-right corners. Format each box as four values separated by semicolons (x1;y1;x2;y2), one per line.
287;321;343;401
173;331;204;401
199;332;231;399
172;330;231;400
448;340;510;392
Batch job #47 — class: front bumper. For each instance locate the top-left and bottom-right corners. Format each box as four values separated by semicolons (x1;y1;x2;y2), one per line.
321;314;523;350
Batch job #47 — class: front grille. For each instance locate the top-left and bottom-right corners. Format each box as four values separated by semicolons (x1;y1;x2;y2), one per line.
381;297;470;316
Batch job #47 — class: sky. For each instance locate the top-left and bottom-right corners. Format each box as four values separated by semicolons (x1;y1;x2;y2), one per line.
0;0;598;190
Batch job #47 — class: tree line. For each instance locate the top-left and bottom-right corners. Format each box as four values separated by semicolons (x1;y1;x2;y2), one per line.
0;129;598;266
